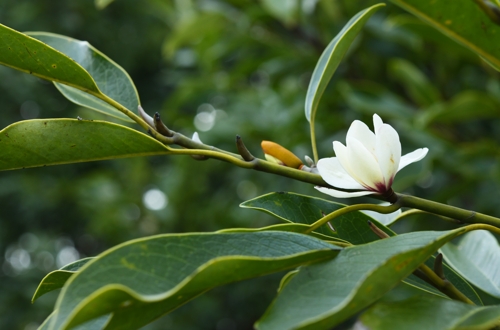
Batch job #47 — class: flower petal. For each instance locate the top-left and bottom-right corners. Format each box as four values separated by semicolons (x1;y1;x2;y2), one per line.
345;137;385;191
373;114;383;134
315;186;376;198
398;148;429;171
346;120;376;156
375;123;401;187
317;157;365;190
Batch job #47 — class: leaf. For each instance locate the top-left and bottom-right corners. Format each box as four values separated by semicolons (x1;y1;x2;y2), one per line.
27;32;138;122
441;230;500;298
387;58;441;107
0;24;99;93
39;313;111;330
240;192;394;243
32;258;94;303
261;0;300;27
390;0;500;70
359;295;500;330
46;232;340;330
255;228;468;330
241;193;482;305
0;119;169;171
305;3;384;122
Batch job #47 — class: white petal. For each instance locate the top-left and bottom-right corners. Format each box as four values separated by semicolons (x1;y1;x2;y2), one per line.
333;141;361;184
345;137;385;191
138;105;154;128
315;186;376;198
373;114;383;134
346;120;376;156
317;157;365;190
375;124;401;187
398;148;429;171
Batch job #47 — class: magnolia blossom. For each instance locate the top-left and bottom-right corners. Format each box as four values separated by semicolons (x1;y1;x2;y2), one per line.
315;114;428;198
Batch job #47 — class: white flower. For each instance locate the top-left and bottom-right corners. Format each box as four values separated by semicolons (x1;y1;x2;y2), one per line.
315;114;428;198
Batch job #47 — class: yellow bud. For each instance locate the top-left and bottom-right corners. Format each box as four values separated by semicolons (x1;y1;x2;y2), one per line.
261;141;303;169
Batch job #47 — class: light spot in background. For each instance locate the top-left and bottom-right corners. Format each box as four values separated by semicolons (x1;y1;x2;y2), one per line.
139;216;159;235
20;100;40;119
19;232;39;252
143;188;168;211
194;103;216;132
36;251;55;272
236;180;258;201
8;248;31;271
417;171;434;189
174;48;197;67
56;246;80;268
121;203;141;222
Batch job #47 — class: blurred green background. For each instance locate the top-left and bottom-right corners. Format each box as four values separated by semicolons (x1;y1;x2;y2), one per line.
1;0;500;329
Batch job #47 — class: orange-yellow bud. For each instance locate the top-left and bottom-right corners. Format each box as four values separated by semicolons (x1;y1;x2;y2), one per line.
261;141;303;169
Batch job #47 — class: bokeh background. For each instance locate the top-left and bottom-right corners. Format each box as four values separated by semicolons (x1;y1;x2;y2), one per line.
1;0;500;329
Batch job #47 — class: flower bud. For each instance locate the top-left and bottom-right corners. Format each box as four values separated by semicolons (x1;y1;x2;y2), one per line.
261;141;303;169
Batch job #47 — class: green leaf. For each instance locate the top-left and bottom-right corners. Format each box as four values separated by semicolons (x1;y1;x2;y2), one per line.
27;32;138;122
0;119;169;171
32;258;93;303
305;3;384;122
241;192;394;243
0;24;99;93
387;58;441;107
255;228;468;330
39;313;111;330
359;295;500;330
390;0;500;70
241;193;481;305
261;0;299;27
46;232;340;330
441;230;500;298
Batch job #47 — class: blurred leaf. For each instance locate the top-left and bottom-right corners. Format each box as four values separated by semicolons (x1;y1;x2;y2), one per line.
27;32;138;122
0;119;169;171
261;0;300;27
418;91;500;126
39;313;111;330
32;258;93;303
441;230;500;298
255;228;468;330
390;0;500;70
337;81;414;119
388;58;441;107
46;232;340;329
359;295;500;330
0;24;99;93
95;0;115;10
305;3;384;122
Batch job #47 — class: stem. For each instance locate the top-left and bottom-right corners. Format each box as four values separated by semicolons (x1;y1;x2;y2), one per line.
310;118;319;163
305;202;402;234
390;209;461;226
416;263;474;305
397;193;500;228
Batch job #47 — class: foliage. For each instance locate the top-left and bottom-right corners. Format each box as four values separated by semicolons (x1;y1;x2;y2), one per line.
1;0;500;329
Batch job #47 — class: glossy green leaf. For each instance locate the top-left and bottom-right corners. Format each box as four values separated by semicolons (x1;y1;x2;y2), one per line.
39;313;111;330
241;193;481;304
0;24;98;93
388;58;441;107
0;119;169;171
32;258;93;303
256;228;468;330
390;0;500;70
359;295;500;330
46;232;340;330
27;32;137;122
441;230;500;298
305;3;384;122
241;192;394;243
